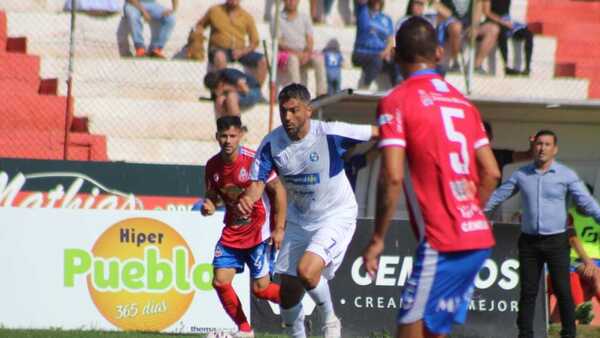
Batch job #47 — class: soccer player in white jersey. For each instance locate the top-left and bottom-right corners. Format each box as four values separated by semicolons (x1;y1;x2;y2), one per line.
237;83;378;338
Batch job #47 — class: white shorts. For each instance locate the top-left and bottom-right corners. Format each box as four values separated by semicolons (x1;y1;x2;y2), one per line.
275;221;356;280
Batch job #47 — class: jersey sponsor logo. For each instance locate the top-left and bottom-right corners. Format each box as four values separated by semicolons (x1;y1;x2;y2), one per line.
285;173;320;186
214;245;223;258
309;152;319;162
238;168;248;182
377;113;394;126
460;220;490;232
450;179;476;202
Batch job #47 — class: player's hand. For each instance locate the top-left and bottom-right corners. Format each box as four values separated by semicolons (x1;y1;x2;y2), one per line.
362;238;384;280
270;227;284;250
237;195;254;216
201;199;216;216
580;259;597;279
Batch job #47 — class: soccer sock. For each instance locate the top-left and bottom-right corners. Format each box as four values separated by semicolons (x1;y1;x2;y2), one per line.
306;276;336;322
281;302;306;338
214;283;252;332
253;282;281;304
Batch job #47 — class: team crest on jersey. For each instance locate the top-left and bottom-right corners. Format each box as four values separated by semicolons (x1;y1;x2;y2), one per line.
377;113;394;126
213;173;220;183
238;168;248;182
309;152;319;162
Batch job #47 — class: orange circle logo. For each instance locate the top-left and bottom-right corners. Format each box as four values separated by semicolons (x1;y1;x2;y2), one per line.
86;218;196;331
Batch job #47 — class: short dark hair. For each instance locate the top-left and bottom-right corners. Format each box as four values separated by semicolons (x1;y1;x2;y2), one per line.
204;71;223;91
395;16;437;63
534;129;558;144
216;116;242;132
278;83;311;105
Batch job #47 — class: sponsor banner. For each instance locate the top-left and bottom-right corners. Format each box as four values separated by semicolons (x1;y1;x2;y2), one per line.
252;220;547;338
0;158;204;211
0;208;247;334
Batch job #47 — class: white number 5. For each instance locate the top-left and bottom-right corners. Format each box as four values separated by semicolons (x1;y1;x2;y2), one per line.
440;107;469;175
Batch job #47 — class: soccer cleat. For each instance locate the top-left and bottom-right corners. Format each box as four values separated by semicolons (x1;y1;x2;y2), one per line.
134;47;146;57
322;316;341;338
232;329;254;338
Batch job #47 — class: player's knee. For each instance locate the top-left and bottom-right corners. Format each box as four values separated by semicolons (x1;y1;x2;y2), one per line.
296;266;320;289
212;278;229;289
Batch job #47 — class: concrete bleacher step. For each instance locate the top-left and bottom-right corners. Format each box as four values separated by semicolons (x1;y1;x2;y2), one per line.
0;130;65;160
75;98;278;145
0;52;40;83
528;1;600;24
0;93;67;132
107;136;260;165
445;73;589;101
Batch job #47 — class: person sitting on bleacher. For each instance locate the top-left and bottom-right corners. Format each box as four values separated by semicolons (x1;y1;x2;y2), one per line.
196;0;268;86
204;68;262;118
352;0;399;90
274;0;327;97
482;0;534;76
124;0;177;58
434;0;499;74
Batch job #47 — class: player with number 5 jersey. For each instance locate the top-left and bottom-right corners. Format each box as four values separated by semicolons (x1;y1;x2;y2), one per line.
362;17;502;338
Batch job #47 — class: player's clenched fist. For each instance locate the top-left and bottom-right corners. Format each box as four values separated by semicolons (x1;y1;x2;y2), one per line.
237;195;254;216
201;198;216;216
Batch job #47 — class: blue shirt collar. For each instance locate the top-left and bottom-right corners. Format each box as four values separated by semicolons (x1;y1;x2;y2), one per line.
408;68;438;78
530;160;558;174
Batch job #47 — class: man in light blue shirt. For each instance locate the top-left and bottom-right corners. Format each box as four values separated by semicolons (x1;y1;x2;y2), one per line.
485;129;600;338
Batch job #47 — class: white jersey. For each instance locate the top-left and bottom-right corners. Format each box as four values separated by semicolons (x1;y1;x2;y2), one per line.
250;120;373;230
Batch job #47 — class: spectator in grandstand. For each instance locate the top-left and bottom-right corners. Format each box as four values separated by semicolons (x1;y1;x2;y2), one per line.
196;0;268;86
124;0;177;58
363;17;500;338
396;0;437;30
323;39;344;96
482;0;534;75
204;68;262;117
352;0;399;90
202;116;286;338
238;83;378;338
485;129;600;338
483;121;533;173
434;0;500;74
275;0;328;97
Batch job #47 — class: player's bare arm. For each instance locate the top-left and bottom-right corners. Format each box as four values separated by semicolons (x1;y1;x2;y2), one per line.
370;126;380;139
362;146;405;278
475;145;501;207
266;178;287;250
237;180;266;216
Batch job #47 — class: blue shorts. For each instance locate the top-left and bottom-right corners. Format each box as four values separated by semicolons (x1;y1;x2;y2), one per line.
397;241;491;335
238;87;261;108
212;240;275;279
